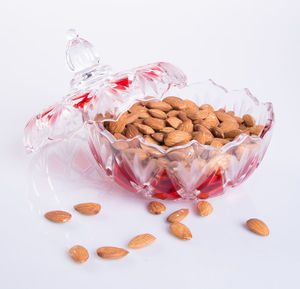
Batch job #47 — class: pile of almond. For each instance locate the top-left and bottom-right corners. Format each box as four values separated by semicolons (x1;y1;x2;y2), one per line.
96;97;264;149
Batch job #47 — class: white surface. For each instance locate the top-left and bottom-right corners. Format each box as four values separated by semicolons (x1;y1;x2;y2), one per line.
1;0;300;288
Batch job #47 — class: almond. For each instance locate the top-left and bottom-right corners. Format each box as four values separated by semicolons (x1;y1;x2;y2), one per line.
125;124;140;138
167;151;187;161
211;126;224;138
167;208;189;223
69;245;89;263
193;131;206;144
167;110;180;117
148;201;166;214
200;112;219;129
74;202;101;215
163;96;186;110
224;129;242;138
187;110;209;120
128;233;156;249
199;104;214;112
114;133;127;140
197;201;213;216
94;113;104;122
227;110;235;116
235;116;244;124
164;131;192;147
143;135;159;145
144;117;165;130
136;111;150;119
96;247;129;259
177;111;189;121
210;140;223;149
160;127;175;134
44;210;72;223
151;132;164;143
215;111;236;122
183;99;199;114
136;123;155;135
250;125;264;136
146;101;172;112
246;218;269;236
108;112;128;134
178;120;193;133
166;117;183;129
219;120;239;133
129;104;147;113
169;222;192;240
148;109;167;119
125;113;139;124
243;114;256;127
213;138;230;144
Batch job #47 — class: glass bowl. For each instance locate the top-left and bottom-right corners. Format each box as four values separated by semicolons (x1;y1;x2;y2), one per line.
24;30;274;200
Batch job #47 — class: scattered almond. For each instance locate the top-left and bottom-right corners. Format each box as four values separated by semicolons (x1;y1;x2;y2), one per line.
96;247;129;259
128;234;156;249
74;202;101;215
44;210;72;223
167;209;189;223
148;201;166;214
246;218;269;236
197;201;213;216
169;222;192;240
69;245;89;263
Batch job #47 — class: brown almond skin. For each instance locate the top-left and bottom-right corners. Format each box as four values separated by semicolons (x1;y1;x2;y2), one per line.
108;112;128;134
178;120;193;133
148;109;167;119
167;110;180;117
246;218;269;236
136;123;155;135
166;117;183;129
187;110;209;120
114;133;127;140
211;126;225;138
219;120;239;133
125;124;140;138
210;140;223;149
183;99;199;114
164;131;192;147
146;101;172;112
243;114;256;127
224;129;242;138
199;104;214;112
169;222;192;240
151;133;165;143
144;135;159;145
250;125;264;136
197;201;213;216
193;131;206;144
167;209;189;223
144;117;166;130
160;127;175;134
128;234;156;249
215;111;236;122
148;201;166;214
69;245;89;263
129;104;147;113
44;210;72;223
177;111;189;121
163;96;186;110
74;203;101;215
97;247;129;259
200;112;219;129
125;113;139;124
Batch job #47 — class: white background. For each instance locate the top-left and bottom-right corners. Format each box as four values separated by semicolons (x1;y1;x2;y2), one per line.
1;0;300;288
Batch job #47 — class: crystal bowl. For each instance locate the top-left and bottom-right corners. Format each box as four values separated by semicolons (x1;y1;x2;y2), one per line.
84;80;274;200
24;31;274;200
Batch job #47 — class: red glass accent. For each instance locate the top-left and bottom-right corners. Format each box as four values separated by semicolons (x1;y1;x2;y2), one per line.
113;161;138;193
151;170;181;200
72;93;93;108
196;169;224;198
41;106;55;119
112;77;132;90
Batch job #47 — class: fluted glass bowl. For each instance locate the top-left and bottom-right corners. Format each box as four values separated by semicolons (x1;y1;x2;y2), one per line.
85;80;274;200
24;31;274;201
